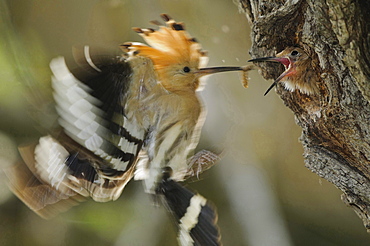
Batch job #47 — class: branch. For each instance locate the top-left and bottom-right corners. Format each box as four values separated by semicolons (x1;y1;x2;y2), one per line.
237;0;370;231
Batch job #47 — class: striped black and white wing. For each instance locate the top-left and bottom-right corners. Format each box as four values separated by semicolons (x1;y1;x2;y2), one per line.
4;141;86;219
48;46;148;199
52;46;143;171
48;46;146;201
5;47;153;217
156;169;221;246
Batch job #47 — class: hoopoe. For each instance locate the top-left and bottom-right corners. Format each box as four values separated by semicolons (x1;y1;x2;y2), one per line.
5;14;245;246
249;47;319;96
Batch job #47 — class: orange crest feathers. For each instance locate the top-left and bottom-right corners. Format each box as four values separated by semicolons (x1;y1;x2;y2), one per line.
121;14;208;70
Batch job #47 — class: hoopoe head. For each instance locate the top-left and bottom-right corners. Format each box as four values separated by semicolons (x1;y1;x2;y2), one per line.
121;14;244;92
249;47;319;95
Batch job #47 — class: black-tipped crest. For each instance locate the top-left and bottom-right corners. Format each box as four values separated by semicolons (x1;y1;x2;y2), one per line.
132;27;143;33
150;20;163;26
160;13;172;22
171;22;185;31
189;37;198;43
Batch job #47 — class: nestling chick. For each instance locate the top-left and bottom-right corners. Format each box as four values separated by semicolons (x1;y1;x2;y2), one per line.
249;47;319;96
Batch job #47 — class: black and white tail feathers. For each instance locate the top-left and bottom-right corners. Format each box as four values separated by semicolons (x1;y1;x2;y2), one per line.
156;168;221;246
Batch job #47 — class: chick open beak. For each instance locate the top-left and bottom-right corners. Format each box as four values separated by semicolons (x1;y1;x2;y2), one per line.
248;56;292;96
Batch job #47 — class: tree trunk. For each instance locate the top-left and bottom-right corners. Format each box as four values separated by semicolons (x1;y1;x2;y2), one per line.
237;0;370;231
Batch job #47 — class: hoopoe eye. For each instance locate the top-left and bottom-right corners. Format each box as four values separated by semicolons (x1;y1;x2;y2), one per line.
290;50;299;56
183;66;191;73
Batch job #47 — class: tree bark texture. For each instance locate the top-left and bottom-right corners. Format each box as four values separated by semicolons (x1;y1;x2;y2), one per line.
237;0;370;231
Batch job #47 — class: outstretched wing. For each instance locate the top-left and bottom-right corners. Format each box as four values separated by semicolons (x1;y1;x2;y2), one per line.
49;46;146;201
52;46;144;174
6;47;151;217
4;141;86;219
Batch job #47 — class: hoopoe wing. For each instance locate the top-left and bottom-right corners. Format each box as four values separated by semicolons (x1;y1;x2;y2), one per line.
52;46;144;173
49;47;146;201
4;141;86;219
50;46;149;198
6;47;155;218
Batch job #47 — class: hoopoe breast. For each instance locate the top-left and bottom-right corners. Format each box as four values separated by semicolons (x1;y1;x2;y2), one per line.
136;88;204;193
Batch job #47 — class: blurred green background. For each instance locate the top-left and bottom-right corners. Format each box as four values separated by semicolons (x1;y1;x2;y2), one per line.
0;0;369;245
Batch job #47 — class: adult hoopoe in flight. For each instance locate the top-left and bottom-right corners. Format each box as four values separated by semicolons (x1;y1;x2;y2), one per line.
249;47;320;96
5;14;246;246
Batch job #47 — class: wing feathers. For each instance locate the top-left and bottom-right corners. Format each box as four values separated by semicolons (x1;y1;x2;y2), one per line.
4;144;85;219
6;47;149;213
51;50;144;172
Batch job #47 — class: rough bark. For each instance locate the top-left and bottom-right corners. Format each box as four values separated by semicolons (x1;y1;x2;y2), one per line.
237;0;370;231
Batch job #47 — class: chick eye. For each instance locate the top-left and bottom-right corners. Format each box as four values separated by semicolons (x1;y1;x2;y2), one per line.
183;66;191;73
291;50;299;56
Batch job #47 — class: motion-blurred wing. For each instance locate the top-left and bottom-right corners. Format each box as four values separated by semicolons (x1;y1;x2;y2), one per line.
4;142;85;219
6;47;150;218
46;46;146;202
52;46;144;175
157;178;221;246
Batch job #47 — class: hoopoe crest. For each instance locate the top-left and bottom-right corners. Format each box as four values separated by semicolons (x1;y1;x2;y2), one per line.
122;14;244;92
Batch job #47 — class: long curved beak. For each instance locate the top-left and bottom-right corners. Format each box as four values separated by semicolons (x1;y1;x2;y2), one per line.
196;66;244;75
248;57;290;67
248;57;277;62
